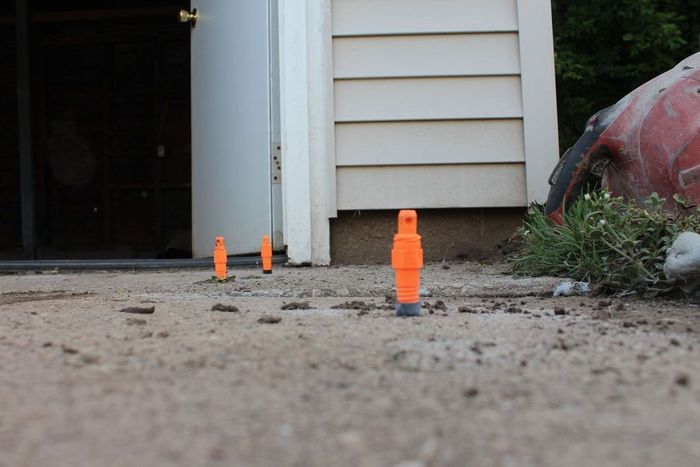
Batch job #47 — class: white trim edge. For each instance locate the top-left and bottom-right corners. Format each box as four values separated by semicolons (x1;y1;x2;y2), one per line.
516;0;560;203
279;0;336;265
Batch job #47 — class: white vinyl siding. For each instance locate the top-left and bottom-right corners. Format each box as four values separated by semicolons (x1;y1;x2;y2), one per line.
332;0;518;36
335;120;525;166
334;77;523;122
337;165;527;210
331;0;558;210
333;33;521;79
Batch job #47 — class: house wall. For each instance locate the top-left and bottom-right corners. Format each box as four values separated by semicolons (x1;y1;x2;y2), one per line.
330;0;558;210
278;0;557;264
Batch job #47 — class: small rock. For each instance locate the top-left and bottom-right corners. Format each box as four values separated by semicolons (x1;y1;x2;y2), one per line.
553;338;570;351
463;387;479;398
622;321;637;328
553;281;590;297
554;306;568;316
80;354;99;365
281;301;311;310
157;331;170;338
664;232;700;294
597;299;612;308
670;338;681;346
422;300;447;312
211;303;239;312
332;301;375;312
61;345;79;354
442;263;451;270
258;315;282;324
126;318;147;326
119;306;155;315
675;373;690;387
458;306;478;314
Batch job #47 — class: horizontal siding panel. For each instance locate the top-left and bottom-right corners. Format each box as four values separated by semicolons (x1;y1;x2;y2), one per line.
336;164;527;209
332;0;518;36
334;76;523;122
333;33;520;79
336;120;525;166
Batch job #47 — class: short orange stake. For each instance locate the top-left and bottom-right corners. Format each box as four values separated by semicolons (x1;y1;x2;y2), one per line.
391;210;423;316
261;235;272;274
213;236;228;281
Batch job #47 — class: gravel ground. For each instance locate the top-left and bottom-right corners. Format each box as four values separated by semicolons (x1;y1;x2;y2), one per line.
1;262;699;467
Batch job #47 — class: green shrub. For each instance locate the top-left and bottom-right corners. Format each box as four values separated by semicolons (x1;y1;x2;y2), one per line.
513;190;700;292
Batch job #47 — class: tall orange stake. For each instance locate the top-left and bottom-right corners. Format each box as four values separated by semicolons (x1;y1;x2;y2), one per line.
391;210;423;316
213;236;228;281
261;235;272;274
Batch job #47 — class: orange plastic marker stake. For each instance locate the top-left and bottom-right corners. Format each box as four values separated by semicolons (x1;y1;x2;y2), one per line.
213;236;228;281
391;210;423;316
261;235;272;274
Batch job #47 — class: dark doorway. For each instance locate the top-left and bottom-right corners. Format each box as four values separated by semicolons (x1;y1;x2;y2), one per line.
0;0;192;259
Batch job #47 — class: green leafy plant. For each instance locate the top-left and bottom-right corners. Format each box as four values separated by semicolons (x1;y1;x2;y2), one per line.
513;190;700;293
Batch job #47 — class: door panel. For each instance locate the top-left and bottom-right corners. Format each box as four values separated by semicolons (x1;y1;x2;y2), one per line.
191;0;272;256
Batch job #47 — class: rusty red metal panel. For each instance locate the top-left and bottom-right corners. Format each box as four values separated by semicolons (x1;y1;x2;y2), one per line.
547;53;700;221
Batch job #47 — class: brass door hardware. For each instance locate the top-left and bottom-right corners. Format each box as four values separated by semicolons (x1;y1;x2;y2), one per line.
179;8;197;28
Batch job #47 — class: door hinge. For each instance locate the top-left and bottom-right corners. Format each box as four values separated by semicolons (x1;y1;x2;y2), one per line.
271;143;282;184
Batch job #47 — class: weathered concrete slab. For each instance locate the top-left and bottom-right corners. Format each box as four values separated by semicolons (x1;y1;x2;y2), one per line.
0;263;698;467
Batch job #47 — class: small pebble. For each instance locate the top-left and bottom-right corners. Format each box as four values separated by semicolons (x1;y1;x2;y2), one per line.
281;302;311;310
258;315;282;324
80;354;99;365
675;374;690;387
119;306;155;315
61;345;78;354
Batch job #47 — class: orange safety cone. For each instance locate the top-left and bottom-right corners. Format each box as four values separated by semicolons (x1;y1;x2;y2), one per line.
261;235;273;274
213;236;228;281
391;210;423;316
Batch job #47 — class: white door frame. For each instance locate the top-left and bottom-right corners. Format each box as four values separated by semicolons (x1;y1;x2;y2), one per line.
278;0;336;265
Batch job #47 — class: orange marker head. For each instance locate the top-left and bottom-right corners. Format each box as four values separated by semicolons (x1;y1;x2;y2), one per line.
391;210;423;316
213;236;228;281
261;235;273;274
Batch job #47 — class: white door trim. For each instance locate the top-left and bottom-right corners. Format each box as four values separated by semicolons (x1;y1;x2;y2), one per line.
278;0;336;265
516;0;560;203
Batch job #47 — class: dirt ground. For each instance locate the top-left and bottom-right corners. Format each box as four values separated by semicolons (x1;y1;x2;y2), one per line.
1;262;699;467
